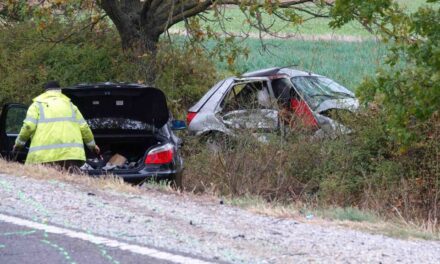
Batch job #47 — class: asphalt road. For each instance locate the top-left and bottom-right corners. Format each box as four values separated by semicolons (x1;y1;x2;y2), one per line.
0;217;213;264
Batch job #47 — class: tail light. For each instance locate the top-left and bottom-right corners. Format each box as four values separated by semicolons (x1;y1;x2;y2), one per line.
186;111;197;126
145;144;174;164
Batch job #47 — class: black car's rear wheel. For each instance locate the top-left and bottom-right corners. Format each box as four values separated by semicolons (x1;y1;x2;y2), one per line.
200;131;234;152
172;172;183;190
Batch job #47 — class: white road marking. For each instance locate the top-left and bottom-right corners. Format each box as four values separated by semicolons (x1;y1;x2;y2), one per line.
0;213;214;264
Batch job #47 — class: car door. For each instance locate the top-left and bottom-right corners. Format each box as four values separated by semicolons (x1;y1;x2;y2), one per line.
218;78;280;133
0;104;29;162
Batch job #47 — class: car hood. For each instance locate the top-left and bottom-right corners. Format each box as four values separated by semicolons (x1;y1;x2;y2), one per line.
62;84;169;129
314;98;359;113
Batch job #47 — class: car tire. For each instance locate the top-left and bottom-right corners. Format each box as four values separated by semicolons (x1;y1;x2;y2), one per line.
172;172;183;190
200;132;231;152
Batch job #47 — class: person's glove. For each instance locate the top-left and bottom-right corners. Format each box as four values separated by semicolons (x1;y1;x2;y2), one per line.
12;144;23;152
92;145;101;155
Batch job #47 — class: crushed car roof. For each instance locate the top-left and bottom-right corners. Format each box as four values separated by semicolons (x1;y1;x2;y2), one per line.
242;67;322;78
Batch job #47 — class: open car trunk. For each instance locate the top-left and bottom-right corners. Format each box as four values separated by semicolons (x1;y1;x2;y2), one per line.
83;135;164;173
62;84;171;174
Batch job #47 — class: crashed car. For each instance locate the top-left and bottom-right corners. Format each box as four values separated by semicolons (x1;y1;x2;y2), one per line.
0;83;185;186
187;67;358;138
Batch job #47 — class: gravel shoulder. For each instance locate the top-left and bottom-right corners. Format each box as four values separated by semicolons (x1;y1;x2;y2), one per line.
0;173;439;264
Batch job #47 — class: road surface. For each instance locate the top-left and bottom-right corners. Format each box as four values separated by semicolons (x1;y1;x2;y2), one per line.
0;173;439;263
0;214;214;264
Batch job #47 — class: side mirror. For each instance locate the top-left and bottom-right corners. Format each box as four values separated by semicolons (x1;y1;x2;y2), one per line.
171;120;186;130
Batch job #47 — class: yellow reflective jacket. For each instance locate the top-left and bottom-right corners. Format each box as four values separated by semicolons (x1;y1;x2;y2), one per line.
15;90;95;164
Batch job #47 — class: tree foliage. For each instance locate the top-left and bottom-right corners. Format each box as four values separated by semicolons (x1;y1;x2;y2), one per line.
0;1;335;83
2;1;333;52
0;22;217;116
2;1;438;141
352;0;440;143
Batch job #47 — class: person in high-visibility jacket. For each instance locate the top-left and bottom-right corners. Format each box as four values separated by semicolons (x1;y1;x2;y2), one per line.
13;81;100;171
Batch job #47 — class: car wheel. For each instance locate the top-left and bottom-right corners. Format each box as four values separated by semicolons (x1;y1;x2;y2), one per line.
200;132;231;152
172;172;183;190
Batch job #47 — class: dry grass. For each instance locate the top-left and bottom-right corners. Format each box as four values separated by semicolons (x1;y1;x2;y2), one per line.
184;109;440;233
0;159;438;240
228;195;301;219
0;158;197;199
226;195;440;240
336;220;440;241
0;159;140;194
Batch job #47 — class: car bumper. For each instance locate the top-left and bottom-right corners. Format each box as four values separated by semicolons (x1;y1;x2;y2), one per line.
85;169;182;184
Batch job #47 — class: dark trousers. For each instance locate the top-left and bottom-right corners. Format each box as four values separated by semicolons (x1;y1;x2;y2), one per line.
44;160;84;174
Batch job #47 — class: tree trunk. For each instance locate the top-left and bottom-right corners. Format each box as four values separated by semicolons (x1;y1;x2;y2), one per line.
119;26;159;56
99;0;162;85
119;28;160;85
139;34;160;86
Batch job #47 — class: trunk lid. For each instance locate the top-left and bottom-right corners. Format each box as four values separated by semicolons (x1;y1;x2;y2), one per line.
62;83;169;130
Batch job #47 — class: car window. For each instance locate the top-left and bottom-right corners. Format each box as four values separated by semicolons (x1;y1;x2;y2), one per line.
291;77;354;98
221;85;238;111
221;81;271;112
290;76;354;109
5;107;27;134
271;78;299;107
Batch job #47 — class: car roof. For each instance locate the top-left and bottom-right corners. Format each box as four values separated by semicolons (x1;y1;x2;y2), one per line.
241;67;322;78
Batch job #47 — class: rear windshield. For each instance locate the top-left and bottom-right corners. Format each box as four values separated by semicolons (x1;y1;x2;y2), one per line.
87;118;169;137
189;79;227;112
87;118;156;131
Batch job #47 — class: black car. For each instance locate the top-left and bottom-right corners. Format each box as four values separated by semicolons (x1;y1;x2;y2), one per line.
0;83;185;186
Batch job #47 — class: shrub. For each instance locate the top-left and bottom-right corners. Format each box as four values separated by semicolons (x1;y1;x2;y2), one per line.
0;22;218;117
356;2;440;144
184;107;439;227
155;43;218;118
0;22;122;105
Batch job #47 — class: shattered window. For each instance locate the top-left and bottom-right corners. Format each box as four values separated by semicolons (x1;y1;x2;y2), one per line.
222;81;271;112
272;78;297;107
291;77;354;98
291;77;355;109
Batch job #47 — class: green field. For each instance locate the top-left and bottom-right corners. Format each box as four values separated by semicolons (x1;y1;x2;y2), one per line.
79;0;428;91
171;0;430;37
211;39;387;91
171;0;430;91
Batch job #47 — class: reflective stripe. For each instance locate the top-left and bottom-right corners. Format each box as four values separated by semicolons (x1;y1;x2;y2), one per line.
78;119;87;125
36;102;78;124
85;140;96;147
70;103;76;120
29;143;84;153
37;102;45;120
23;117;38;124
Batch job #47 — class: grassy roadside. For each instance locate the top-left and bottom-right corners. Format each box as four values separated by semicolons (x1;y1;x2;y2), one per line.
226;195;440;241
183;109;440;240
0;159;139;194
1;159;438;241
